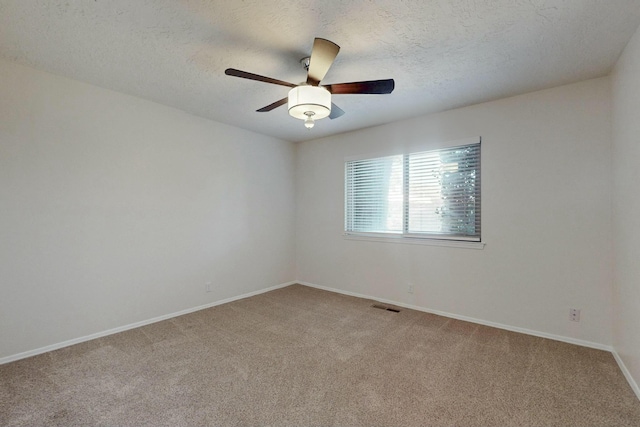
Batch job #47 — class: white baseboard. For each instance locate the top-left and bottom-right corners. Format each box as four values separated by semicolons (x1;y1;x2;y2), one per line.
297;281;613;352
0;281;296;365
612;350;640;401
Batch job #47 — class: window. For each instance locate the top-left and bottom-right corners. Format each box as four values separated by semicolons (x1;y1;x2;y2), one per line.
345;140;481;242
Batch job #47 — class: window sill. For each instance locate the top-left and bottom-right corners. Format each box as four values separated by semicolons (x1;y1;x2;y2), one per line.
343;233;485;249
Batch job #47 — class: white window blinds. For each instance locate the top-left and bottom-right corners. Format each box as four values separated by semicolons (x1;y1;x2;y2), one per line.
345;141;481;241
345;154;403;233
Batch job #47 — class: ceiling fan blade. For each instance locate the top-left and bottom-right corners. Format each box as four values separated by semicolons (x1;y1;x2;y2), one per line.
225;68;296;88
329;103;345;119
324;79;395;95
306;38;340;86
256;97;288;112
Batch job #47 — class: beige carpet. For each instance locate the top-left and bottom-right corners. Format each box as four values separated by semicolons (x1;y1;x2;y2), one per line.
1;284;639;426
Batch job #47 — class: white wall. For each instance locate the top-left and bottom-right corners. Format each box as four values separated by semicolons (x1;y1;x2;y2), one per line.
0;52;623;362
0;59;296;360
612;24;640;393
296;77;613;346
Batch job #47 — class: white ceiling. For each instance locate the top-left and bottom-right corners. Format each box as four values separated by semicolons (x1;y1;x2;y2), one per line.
1;1;639;143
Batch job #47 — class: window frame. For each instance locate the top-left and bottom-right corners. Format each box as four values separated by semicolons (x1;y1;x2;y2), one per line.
343;137;484;249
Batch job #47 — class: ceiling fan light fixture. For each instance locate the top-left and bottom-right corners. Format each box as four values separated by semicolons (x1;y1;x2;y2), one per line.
288;85;331;126
225;38;395;128
304;112;315;129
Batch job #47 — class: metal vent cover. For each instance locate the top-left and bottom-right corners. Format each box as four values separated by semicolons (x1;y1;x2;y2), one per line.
372;304;400;313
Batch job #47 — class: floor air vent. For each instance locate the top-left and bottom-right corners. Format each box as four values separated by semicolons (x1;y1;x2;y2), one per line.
372;304;400;313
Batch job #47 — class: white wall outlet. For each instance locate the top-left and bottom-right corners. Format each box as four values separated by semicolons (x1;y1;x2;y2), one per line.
569;308;581;322
407;284;414;294
205;282;212;293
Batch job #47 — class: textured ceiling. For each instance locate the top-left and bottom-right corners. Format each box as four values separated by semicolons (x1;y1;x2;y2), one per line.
1;1;639;142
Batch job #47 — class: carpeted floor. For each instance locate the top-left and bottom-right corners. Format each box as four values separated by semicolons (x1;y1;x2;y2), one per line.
1;284;639;426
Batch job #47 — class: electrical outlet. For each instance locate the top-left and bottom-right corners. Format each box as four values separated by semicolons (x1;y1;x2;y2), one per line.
205;282;212;293
569;308;580;322
407;284;414;294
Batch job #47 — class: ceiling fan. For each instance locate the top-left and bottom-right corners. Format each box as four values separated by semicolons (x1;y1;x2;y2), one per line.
225;38;395;129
